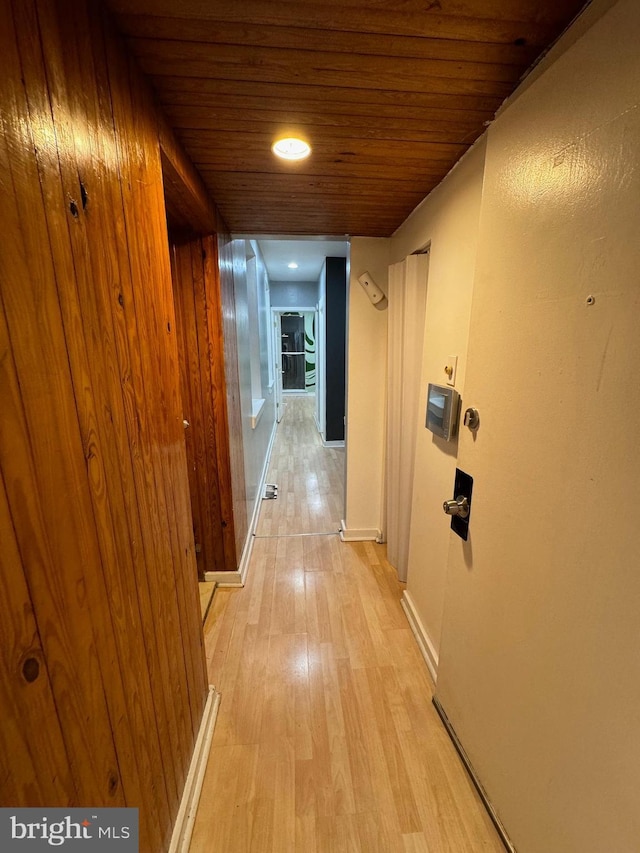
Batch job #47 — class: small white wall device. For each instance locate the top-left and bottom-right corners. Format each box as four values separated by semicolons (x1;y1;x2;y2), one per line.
426;383;461;441
357;271;386;305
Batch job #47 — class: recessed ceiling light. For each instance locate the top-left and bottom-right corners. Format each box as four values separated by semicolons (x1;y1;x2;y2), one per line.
288;262;299;269
272;137;311;161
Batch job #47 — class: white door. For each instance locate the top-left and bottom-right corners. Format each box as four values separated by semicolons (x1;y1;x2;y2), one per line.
435;55;640;851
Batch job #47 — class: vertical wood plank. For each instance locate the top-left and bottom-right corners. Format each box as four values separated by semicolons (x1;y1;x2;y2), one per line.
1;0;211;848
0;329;76;808
103;20;197;764
26;1;184;844
170;233;239;576
191;238;227;571
202;234;238;570
0;0;123;805
106;15;207;742
171;241;207;579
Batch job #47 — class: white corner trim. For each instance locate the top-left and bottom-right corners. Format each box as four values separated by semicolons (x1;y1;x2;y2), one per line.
169;685;221;853
401;590;439;684
322;438;345;448
339;521;382;542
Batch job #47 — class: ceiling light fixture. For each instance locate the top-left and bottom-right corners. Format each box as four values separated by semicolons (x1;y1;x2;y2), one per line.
288;262;299;269
272;137;311;161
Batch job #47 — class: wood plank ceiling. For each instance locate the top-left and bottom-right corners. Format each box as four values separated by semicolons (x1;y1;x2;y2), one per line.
107;0;588;237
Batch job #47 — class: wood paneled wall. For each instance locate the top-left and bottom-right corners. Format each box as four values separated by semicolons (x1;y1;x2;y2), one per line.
0;1;211;849
170;234;238;578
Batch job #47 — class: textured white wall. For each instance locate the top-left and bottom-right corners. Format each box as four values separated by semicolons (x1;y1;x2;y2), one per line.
234;240;276;522
390;140;486;660
436;1;640;850
344;238;389;536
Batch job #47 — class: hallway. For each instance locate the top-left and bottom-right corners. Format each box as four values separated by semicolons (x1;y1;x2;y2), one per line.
190;396;503;852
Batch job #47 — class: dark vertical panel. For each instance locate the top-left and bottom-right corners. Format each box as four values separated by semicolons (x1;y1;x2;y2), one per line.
202;235;238;571
325;257;347;442
170;235;239;576
192;239;227;572
171;241;207;579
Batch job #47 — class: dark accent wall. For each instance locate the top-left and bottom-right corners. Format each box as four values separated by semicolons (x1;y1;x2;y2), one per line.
271;280;319;307
325;257;347;442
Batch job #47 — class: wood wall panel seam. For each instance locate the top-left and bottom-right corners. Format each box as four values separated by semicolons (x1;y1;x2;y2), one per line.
2;0;125;807
0;0;212;847
101;8;193;814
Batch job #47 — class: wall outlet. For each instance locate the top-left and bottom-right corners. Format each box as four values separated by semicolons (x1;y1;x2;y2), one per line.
445;355;458;386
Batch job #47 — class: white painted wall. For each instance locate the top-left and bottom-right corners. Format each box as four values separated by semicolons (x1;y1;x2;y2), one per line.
390;139;486;666
343;3;640;849
343;237;389;538
435;1;640;850
233;239;276;526
385;254;429;581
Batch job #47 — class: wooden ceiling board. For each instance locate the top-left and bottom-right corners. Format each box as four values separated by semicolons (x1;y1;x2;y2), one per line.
108;0;588;235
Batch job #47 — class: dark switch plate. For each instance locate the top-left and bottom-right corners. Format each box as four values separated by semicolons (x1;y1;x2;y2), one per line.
451;468;473;541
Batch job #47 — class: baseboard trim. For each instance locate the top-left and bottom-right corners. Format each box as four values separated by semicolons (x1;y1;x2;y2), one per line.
432;697;516;853
400;590;439;684
204;569;242;587
209;418;278;588
322;438;345;448
339;521;382;542
169;684;221;853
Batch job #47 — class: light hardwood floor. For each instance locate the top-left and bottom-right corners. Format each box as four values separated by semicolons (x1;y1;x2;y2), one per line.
190;396;504;852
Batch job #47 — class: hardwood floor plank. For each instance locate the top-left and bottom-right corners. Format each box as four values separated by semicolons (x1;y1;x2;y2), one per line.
193;396;504;851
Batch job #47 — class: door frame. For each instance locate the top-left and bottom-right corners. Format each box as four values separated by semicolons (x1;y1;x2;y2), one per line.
271;306;317;423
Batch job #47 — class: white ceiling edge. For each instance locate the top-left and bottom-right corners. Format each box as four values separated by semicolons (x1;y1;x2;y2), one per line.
238;235;350;283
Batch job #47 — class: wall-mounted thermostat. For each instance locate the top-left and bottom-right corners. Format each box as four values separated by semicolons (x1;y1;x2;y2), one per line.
426;383;460;441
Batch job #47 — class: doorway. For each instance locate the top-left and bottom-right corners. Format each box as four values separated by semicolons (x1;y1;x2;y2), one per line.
272;307;317;423
281;313;306;391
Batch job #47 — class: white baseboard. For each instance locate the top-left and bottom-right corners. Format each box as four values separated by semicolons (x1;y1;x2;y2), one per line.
204;569;242;587
322;439;345;448
401;590;439;684
206;418;277;588
339;521;382;542
169;684;221;853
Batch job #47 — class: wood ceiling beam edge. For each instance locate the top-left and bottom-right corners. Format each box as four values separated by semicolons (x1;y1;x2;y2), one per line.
152;78;506;112
118;18;541;66
177;134;469;157
129;39;523;87
157;114;225;234
160;97;497;124
161;109;488;135
110;0;585;45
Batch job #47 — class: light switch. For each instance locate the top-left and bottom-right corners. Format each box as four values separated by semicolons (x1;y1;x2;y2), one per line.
444;355;458;386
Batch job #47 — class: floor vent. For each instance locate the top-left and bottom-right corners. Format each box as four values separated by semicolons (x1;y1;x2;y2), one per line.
263;483;278;500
